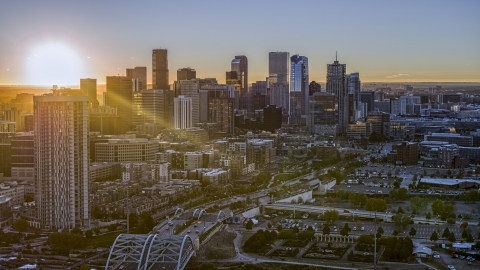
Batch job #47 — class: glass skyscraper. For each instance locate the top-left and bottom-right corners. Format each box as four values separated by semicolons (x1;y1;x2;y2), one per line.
290;55;309;124
269;52;290;122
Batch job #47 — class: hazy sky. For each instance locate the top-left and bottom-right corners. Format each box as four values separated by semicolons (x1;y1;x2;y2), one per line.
0;0;479;86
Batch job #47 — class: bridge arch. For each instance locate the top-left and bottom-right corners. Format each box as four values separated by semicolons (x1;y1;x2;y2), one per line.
216;210;227;222
106;234;196;270
192;208;201;218
174;208;184;217
197;209;207;220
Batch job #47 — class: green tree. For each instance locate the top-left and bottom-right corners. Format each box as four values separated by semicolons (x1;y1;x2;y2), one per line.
397;207;404;214
377;226;384;238
393;213;411;229
323;210;339;224
365;198;387;212
136;219;149;234
255;171;270;186
409;227;416;237
447;218;455;225
85;230;93;239
430;231;438;243
93;228;100;235
277;229;295;239
13;219;29;232
71;227;83;236
292;225;299;233
448;233;456;243
340;223;350;236
425;212;431;220
358;234;374;245
442;227;450;238
431;200;444;216
410;196;428;211
140;212;155;231
462;229;468;239
460;221;468;230
246;220;253;230
276;224;282;232
322;225;330;235
443;204;455;220
466;233;474;242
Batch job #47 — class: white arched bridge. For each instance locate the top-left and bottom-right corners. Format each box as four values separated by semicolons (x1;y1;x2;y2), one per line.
105;234;195;270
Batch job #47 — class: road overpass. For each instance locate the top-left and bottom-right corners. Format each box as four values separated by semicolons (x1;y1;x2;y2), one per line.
265;203;393;221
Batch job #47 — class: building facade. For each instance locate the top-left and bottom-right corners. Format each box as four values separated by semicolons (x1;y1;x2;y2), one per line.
290;55;309;125
152;49;169;90
326;56;348;133
34;95;89;230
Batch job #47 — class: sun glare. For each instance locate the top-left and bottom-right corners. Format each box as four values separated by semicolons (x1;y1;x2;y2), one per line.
25;42;85;86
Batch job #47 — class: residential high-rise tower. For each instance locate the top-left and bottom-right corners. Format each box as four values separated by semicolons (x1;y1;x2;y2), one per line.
34;95;89;230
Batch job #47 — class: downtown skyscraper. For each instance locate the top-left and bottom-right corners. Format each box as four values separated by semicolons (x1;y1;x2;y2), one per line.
231;55;248;96
152;49;169;90
269;52;290;121
290;55;309;125
326;55;348;133
34;95;89;230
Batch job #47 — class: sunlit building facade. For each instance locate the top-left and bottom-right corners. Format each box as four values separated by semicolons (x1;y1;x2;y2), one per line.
34;95;90;230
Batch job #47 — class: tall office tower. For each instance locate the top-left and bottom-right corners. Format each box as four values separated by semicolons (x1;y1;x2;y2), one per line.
126;67;147;91
270;82;289;122
226;71;242;92
269;52;290;86
132;90;144;128
105;76;134;132
231;55;248;96
34;95;89;230
152;49;169;90
177;67;196;81
80;78;99;108
309;81;321;96
308;92;338;136
201;85;238;135
326;55;347;134
141;89;174;128
174;80;201;124
174;96;192;129
290;55;309;124
347;72;361;122
251;80;268;95
360;91;375;113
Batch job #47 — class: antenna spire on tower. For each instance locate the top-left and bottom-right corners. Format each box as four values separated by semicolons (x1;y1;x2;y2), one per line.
336;51;337;61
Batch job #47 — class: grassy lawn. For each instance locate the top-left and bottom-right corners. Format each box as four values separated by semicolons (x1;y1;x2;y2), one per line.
86;230;125;247
204;231;236;259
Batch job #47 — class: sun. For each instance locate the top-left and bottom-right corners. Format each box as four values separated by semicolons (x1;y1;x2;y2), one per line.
25;42;85;86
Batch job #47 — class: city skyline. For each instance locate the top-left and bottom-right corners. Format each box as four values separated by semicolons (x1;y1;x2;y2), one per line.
0;1;479;86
